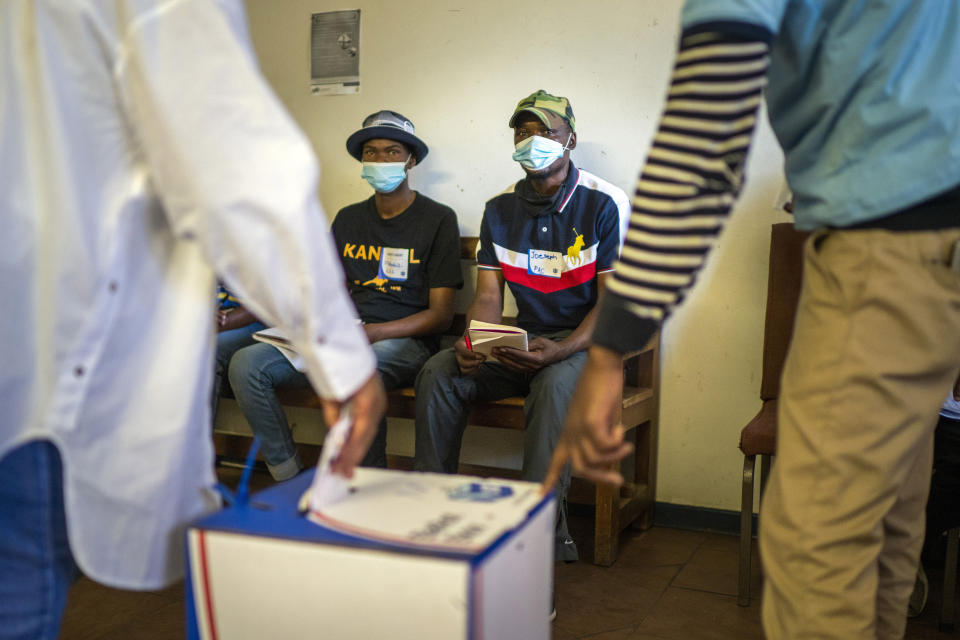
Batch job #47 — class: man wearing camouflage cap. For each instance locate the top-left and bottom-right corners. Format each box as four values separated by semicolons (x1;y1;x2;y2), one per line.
414;90;630;568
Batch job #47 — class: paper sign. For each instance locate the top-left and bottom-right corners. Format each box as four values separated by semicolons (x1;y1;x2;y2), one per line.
380;247;409;281
528;249;563;278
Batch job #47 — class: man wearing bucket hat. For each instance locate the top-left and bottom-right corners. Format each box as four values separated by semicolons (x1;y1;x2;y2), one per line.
229;110;463;479
414;90;630;564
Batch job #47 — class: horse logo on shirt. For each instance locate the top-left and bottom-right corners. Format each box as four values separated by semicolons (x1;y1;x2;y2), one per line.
566;228;585;265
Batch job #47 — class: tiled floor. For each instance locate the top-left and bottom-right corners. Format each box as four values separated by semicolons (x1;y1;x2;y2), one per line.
59;468;958;639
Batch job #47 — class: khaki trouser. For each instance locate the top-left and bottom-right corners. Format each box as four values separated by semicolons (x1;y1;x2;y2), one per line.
761;228;960;640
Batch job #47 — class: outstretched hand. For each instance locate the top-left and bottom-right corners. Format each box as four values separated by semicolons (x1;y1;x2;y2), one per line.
542;346;634;492
324;372;387;478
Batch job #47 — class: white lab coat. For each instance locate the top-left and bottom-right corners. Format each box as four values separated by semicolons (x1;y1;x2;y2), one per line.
0;0;376;588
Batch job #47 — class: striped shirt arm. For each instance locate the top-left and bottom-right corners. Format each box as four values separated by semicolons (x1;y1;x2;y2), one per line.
593;24;772;353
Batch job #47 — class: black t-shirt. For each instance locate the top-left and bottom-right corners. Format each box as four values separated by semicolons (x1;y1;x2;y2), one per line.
331;193;463;328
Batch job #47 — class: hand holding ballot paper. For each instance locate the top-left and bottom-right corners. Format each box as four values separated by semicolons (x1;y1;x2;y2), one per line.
253;327;385;478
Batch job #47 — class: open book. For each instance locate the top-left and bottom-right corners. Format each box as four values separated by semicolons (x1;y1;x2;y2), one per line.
466;320;528;362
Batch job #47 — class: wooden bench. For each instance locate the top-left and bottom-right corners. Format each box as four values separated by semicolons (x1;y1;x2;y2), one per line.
215;236;660;566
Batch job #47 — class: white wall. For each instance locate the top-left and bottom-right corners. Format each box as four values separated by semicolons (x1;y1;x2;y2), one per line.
241;0;792;511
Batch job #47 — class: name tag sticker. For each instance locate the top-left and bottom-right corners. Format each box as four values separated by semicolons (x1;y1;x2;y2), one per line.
380;247;409;281
528;249;563;278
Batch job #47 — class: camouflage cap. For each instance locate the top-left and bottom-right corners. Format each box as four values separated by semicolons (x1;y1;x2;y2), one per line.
508;89;576;133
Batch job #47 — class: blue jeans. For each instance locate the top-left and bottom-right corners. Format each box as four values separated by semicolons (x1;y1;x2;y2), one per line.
213;321;266;410
228;337;433;480
413;337;586;562
0;441;78;640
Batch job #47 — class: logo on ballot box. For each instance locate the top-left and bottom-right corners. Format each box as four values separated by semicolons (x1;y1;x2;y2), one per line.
447;482;514;503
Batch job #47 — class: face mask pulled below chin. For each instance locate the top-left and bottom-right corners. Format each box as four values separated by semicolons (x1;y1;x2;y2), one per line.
512;134;570;170
361;162;407;193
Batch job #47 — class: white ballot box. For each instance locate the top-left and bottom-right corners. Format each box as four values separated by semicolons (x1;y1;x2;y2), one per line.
186;468;555;640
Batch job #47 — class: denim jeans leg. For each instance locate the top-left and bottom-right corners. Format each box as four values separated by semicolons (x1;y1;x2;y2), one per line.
0;441;78;640
212;322;266;413
360;338;433;468
228;342;311;480
414;349;477;473
414;350;528;473
526;350;587;563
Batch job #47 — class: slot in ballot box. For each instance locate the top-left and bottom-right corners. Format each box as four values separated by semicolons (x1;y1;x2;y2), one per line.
186;468;555;640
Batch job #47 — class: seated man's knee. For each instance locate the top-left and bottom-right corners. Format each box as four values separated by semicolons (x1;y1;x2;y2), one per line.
227;344;267;393
415;349;459;391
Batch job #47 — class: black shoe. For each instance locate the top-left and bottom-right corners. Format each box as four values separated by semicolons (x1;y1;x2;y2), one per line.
908;564;928;618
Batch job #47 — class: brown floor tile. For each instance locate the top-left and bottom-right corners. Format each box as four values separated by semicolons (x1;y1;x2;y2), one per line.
630;587;763;640
580;625;639;639
60;579;181;640
93;601;185;640
553;560;675;638
614;527;708;569
671;533;761;598
551;623;579;640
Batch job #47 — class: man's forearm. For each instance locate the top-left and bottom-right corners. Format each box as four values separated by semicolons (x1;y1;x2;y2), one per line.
366;307;453;343
226;305;258;328
465;294;503;328
553;304;601;359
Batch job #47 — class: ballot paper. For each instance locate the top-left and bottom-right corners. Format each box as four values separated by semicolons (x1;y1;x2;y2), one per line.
466;320;528;363
302;406;353;511
251;327;306;372
303;469;543;553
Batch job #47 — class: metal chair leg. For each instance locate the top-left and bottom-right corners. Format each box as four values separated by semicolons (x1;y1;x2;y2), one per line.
759;453;772;499
739;454;756;606
943;527;960;632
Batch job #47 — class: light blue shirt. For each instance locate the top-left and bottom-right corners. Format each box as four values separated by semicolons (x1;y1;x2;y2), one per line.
682;0;960;230
942;394;960;422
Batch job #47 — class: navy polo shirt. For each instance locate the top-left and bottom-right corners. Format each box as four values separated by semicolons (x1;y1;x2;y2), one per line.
477;163;628;335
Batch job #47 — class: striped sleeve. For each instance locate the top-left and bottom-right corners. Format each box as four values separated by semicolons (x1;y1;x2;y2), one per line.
593;25;772;353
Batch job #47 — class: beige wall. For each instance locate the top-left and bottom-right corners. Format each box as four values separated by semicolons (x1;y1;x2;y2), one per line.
241;0;792;511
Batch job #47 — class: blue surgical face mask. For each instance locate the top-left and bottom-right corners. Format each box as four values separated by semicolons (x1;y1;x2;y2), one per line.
512;133;571;171
361;162;407;193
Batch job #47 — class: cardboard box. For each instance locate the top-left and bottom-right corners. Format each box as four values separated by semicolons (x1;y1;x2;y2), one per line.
186;468;555;640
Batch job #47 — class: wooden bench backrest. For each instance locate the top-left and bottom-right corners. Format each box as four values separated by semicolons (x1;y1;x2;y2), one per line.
448;236;516;338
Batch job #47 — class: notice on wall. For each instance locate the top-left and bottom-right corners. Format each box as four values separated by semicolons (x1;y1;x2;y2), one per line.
310;10;360;96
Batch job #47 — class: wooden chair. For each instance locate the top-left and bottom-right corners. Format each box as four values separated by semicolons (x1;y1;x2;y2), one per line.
738;223;809;606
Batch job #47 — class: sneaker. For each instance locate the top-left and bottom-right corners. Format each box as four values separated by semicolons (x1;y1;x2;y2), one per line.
908;564;928;618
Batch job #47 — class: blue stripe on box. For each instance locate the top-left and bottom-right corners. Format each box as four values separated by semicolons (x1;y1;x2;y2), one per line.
184;540;201;640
